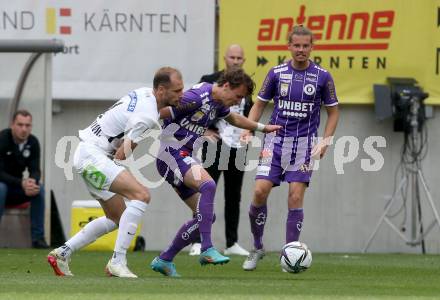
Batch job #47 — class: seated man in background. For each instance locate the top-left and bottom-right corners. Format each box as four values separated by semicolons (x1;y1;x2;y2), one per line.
0;109;48;249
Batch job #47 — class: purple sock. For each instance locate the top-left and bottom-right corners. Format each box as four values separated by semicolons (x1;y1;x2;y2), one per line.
160;218;199;261
286;208;304;243
249;204;267;250
197;180;216;252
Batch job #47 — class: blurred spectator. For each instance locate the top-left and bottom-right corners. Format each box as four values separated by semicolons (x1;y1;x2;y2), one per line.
0;109;48;248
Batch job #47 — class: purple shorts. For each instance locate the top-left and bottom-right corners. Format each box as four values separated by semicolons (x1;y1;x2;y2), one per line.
255;134;314;186
156;147;199;200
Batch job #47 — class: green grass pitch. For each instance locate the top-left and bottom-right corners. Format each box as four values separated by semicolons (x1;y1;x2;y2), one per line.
0;249;439;299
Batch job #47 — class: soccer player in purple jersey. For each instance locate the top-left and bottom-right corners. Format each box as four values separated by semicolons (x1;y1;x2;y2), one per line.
150;68;281;277
241;25;340;271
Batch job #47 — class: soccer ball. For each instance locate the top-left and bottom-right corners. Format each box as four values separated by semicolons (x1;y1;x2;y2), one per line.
280;241;312;273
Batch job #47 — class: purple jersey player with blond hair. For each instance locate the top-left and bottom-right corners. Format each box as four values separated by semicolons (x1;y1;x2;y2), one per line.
241;25;339;271
150;68;281;277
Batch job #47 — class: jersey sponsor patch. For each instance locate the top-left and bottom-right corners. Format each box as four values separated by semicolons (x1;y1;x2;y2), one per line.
82;165;106;190
191;111;205;122
183;156;196;165
299;163;312;173
294;73;304;81
259;148;273;165
127;91;138;112
256;165;271;176
280;73;293;80
305;72;318;82
327;80;337;101
280;83;289;96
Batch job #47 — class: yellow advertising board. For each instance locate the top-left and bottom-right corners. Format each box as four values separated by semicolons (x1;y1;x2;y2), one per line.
70;201;141;251
219;0;440;104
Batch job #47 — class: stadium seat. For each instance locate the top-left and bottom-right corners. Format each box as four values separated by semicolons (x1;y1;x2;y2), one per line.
0;201;32;248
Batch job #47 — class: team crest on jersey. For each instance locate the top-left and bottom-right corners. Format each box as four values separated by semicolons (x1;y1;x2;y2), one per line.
303;84;316;96
280;83;289;96
22;149;31;158
191;111;205;122
127;91;138;112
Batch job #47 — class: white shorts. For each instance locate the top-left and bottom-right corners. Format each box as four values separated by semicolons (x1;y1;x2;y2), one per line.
73;141;125;201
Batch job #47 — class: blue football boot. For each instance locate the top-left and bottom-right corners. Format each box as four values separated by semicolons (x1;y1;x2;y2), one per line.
150;256;181;277
199;247;230;265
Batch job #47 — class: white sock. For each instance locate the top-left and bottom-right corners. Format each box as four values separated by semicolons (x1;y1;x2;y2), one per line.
111;200;147;265
63;216;117;256
57;244;73;258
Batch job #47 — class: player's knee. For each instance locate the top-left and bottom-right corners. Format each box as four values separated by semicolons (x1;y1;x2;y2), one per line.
288;191;302;206
107;214;121;226
132;187;150;204
254;186;269;204
199;180;216;194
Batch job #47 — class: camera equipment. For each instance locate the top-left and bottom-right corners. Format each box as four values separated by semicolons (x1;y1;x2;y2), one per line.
364;78;440;253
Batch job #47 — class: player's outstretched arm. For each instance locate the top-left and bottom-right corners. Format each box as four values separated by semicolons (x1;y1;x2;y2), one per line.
225;112;281;133
247;99;268;123
239;99;269;142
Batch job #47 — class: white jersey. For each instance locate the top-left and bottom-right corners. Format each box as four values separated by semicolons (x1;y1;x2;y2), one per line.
216;98;246;148
79;87;159;154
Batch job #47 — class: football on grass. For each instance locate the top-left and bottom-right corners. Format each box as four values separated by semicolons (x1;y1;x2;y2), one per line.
280;241;312;273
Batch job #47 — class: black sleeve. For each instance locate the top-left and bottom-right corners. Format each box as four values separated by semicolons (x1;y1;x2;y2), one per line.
199;71;222;84
199;74;210;83
0;133;22;186
28;136;41;183
243;96;254;118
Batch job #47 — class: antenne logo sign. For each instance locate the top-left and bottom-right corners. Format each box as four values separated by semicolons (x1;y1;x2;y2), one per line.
257;5;394;51
46;8;72;34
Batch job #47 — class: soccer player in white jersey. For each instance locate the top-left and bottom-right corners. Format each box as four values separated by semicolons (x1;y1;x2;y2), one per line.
47;67;184;278
241;26;339;271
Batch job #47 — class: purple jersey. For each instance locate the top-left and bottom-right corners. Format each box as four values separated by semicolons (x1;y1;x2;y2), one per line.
258;60;338;137
162;82;231;151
